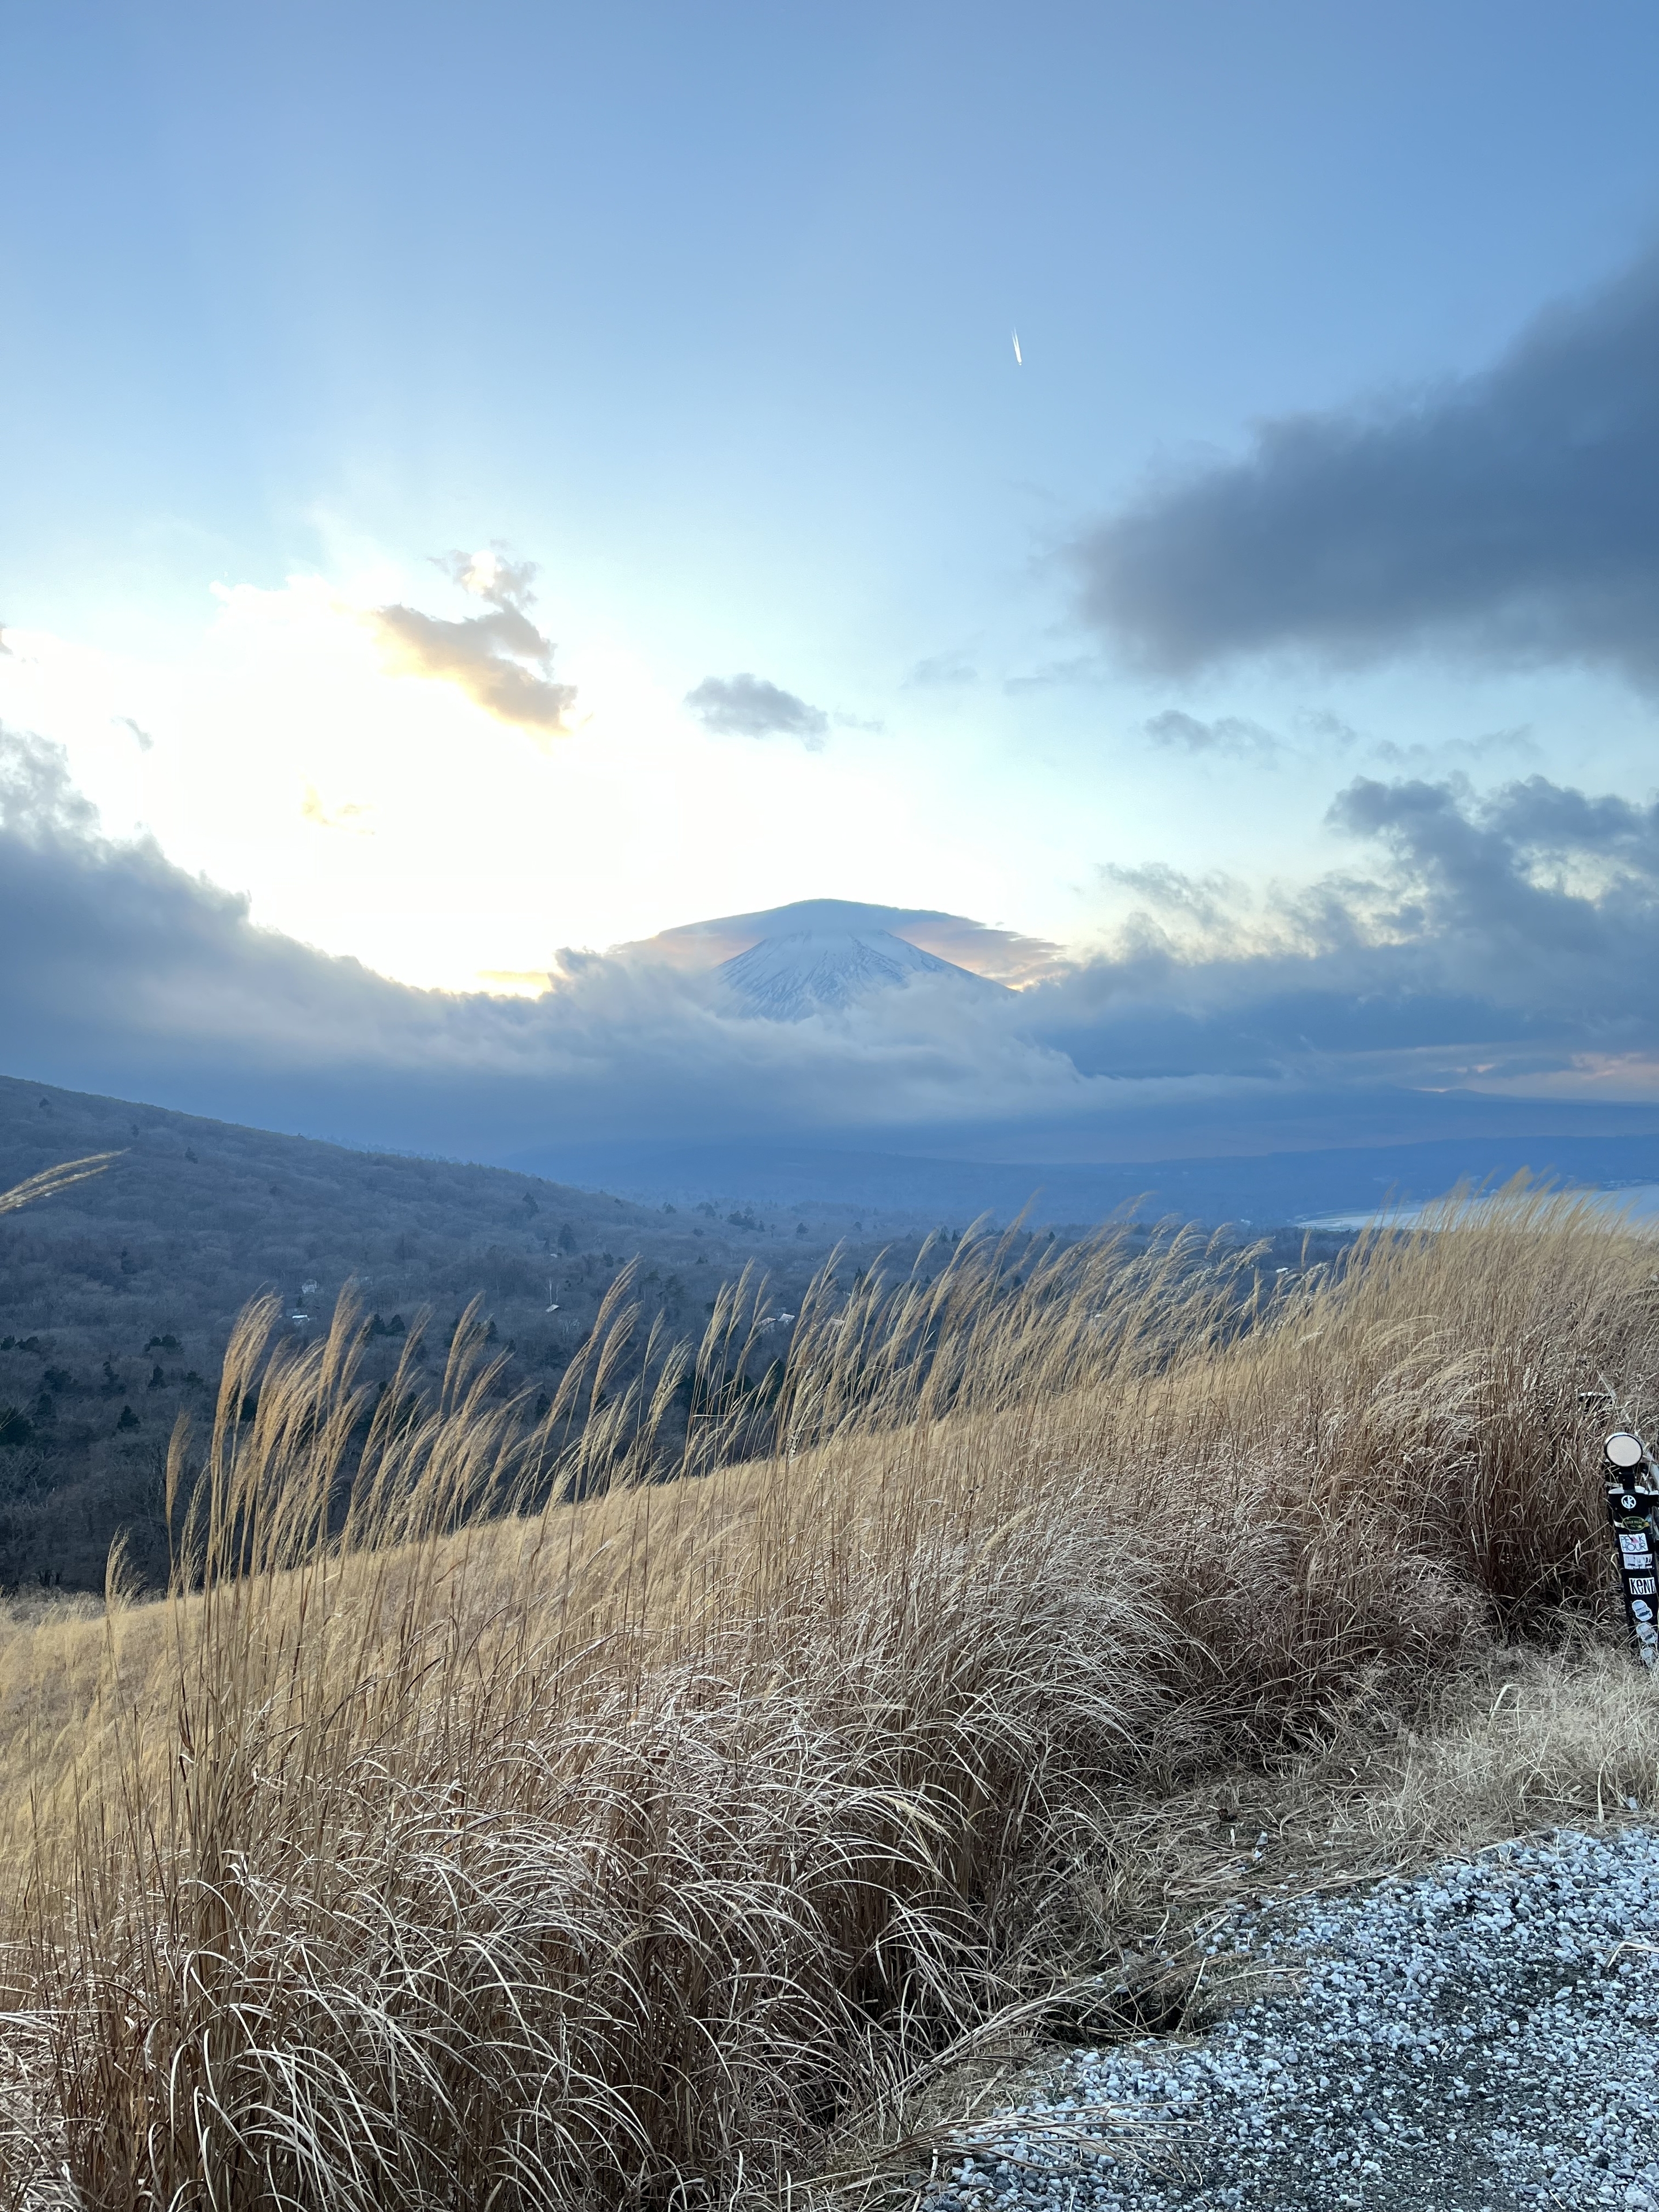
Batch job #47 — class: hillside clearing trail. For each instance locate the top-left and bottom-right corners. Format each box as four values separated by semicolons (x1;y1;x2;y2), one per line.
934;1826;1659;2212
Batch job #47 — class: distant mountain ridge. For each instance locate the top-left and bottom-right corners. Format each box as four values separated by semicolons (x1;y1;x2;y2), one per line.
514;1131;1659;1229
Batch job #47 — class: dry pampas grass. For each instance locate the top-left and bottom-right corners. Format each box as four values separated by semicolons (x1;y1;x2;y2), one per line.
0;1182;1652;2209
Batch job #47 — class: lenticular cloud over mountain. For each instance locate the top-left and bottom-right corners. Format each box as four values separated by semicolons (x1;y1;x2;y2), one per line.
630;899;1058;990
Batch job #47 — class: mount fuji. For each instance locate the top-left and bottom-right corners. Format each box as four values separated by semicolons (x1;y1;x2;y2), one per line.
628;898;1014;1020
717;919;979;1019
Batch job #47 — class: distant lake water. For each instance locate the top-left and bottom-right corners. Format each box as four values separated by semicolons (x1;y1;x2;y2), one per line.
1301;1185;1659;1232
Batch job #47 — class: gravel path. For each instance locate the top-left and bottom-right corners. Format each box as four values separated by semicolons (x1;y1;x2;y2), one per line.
935;1827;1659;2212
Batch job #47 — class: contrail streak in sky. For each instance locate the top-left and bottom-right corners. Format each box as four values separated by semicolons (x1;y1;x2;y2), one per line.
1011;328;1022;365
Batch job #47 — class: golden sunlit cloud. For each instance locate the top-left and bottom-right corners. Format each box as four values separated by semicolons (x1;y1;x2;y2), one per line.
364;544;578;741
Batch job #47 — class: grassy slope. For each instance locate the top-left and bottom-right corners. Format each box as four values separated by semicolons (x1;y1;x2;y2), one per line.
0;1192;1651;2209
0;1075;953;1590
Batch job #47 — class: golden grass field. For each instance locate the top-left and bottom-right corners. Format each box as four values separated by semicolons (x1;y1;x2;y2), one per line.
0;1175;1655;2210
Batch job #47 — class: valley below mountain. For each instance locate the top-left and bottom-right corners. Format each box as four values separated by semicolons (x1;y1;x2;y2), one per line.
0;1075;953;1591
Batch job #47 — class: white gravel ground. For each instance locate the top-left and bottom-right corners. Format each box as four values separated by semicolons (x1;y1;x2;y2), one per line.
935;1826;1659;2212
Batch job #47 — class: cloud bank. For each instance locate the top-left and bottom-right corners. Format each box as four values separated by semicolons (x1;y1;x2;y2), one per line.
1075;250;1659;685
1057;770;1659;1088
1;726;1656;1166
368;547;578;734
684;673;830;746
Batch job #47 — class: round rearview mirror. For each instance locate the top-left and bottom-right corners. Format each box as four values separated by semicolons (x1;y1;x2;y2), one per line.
1607;1432;1646;1469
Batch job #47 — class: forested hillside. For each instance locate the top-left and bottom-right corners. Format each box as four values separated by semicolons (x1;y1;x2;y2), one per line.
0;1076;934;1591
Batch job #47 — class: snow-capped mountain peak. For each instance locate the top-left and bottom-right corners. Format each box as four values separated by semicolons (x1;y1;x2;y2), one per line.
717;922;971;1020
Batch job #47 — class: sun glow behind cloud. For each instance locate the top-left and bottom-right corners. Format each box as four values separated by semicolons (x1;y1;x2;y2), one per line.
0;562;965;995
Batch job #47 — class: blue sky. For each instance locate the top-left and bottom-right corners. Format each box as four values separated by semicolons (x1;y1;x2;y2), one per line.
4;1;1659;1160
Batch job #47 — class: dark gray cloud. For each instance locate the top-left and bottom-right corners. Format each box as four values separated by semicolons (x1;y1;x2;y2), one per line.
1320;774;1659;993
683;673;830;746
1049;768;1659;1083
367;547;577;734
3;726;1657;1164
1142;709;1280;760
1;732;99;840
1075;251;1659;685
